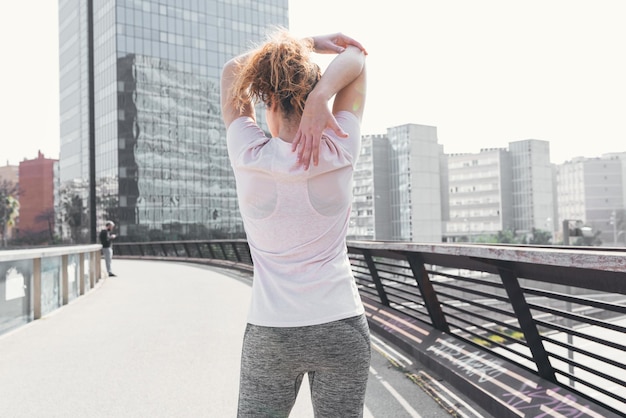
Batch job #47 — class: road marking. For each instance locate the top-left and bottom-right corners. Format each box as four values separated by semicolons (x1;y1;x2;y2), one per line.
370;366;422;418
371;334;413;368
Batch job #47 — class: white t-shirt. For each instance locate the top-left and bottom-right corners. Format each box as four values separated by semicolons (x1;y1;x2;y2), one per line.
227;111;365;327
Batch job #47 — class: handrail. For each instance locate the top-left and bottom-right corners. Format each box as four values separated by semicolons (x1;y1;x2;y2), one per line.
115;240;626;417
0;245;104;335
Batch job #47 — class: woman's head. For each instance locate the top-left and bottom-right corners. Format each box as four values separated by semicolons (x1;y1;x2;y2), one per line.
230;29;321;121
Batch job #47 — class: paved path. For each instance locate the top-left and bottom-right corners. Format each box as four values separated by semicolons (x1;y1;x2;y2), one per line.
0;259;490;417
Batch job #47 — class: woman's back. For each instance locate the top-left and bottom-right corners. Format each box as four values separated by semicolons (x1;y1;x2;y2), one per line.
227;111;363;327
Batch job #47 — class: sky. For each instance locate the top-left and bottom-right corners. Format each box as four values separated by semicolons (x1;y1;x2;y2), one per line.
1;0;625;167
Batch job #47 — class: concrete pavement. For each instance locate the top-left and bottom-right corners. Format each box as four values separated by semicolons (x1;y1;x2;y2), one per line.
0;259;489;418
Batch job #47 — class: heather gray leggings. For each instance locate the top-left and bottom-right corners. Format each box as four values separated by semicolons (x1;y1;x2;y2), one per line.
237;314;371;418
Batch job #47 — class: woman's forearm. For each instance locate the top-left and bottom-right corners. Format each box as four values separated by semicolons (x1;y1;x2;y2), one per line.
307;45;365;105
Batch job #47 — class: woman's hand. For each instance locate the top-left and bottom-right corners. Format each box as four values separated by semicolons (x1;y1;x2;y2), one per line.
309;33;367;55
292;91;347;169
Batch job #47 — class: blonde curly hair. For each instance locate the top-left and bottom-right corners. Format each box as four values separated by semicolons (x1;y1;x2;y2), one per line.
230;28;321;119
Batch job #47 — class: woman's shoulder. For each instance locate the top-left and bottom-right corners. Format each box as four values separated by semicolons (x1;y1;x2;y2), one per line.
325;111;361;152
226;116;267;143
227;115;258;133
226;116;270;158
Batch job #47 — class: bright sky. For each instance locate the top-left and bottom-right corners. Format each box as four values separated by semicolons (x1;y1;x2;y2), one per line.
1;1;625;167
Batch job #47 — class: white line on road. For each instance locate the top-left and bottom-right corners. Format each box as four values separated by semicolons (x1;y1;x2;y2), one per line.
370;366;423;418
371;334;414;368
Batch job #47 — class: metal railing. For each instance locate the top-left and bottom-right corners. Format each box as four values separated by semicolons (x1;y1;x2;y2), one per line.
115;239;626;416
0;245;103;335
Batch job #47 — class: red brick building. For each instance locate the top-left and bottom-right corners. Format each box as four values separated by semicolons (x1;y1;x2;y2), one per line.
18;152;58;237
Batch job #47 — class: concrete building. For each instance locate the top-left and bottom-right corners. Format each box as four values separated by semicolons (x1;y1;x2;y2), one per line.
509;139;556;236
387;124;442;243
556;155;624;246
444;148;513;242
349;134;393;240
18;152;59;240
349;124;443;243
0;164;18;185
58;0;288;241
603;152;626;209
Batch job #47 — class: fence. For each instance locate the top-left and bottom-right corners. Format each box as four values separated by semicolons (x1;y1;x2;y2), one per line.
115;240;626;417
0;245;103;336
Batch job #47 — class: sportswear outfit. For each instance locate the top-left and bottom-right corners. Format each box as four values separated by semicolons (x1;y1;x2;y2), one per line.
227;111;370;417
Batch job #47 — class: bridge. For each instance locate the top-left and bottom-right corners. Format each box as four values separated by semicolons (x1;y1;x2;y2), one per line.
1;241;625;417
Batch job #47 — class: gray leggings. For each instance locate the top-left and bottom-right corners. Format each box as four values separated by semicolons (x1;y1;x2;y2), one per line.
237;314;371;418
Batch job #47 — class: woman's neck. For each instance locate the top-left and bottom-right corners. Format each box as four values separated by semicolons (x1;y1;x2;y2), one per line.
275;117;300;143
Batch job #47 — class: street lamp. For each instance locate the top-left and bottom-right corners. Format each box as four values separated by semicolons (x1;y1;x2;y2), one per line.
610;210;617;245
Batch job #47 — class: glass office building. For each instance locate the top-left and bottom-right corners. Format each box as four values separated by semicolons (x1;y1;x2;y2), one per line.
58;0;288;241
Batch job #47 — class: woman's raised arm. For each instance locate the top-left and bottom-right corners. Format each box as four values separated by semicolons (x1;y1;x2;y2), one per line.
292;33;367;168
220;52;255;129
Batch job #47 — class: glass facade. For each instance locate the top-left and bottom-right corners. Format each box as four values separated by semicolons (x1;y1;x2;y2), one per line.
388;126;413;241
59;0;288;241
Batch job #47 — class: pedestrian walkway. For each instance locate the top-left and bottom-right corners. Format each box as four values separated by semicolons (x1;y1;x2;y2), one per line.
0;259;491;417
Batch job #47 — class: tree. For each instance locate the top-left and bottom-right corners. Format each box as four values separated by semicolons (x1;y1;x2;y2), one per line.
528;228;552;245
495;229;526;244
60;185;87;244
35;208;58;243
0;180;20;247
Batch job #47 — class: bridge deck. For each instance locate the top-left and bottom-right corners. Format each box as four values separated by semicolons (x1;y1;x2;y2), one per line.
0;259;489;417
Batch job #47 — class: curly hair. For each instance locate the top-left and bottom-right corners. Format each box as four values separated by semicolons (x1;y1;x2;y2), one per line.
230;29;321;119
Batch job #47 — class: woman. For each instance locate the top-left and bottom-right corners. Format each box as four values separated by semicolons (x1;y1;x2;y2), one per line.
221;29;368;417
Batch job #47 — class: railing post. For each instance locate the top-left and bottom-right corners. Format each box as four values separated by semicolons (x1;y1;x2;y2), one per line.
62;254;69;305
232;242;242;262
362;250;389;307
406;253;450;332
33;257;42;320
89;252;96;288
196;242;204;258
218;242;227;260
497;262;556;382
207;242;216;259
79;253;85;295
95;250;102;281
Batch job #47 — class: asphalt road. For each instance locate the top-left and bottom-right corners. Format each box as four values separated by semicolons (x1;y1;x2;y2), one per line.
0;259;491;418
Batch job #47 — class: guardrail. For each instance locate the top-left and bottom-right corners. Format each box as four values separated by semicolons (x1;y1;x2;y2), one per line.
115;240;626;417
0;245;103;336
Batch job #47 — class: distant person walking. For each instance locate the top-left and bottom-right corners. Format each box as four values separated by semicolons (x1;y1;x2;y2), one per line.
99;221;117;277
221;28;369;417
